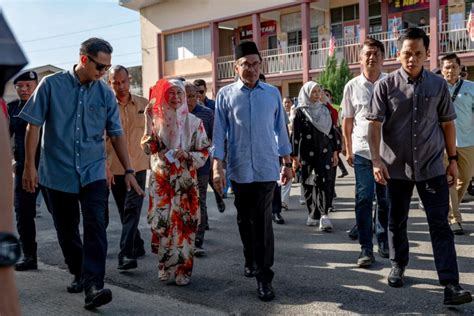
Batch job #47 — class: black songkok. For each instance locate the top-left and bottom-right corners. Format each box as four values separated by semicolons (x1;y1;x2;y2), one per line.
234;41;261;60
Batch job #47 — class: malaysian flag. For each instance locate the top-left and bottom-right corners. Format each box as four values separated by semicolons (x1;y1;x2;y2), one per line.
329;34;336;57
468;6;474;41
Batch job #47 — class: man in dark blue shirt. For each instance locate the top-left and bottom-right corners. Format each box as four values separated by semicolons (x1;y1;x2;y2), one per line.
194;79;215;111
8;71;40;272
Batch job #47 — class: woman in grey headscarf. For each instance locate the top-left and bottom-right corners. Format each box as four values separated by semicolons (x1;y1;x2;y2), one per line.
292;81;339;232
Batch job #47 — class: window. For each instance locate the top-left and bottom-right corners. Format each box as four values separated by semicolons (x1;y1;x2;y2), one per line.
165;27;211;61
288;82;303;99
287;27;319;47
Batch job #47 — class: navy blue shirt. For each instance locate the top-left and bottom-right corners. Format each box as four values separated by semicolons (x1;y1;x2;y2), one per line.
19;68;123;193
203;97;215;111
191;104;213;176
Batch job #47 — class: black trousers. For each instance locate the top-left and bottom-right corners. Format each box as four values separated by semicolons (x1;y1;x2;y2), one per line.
43;180;108;291
111;171;146;259
14;163;40;257
272;184;282;215
301;164;333;220
232;181;276;283
387;175;459;285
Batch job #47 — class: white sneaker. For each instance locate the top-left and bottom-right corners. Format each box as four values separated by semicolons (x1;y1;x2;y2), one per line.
319;215;333;232
306;216;319;226
300;200;306;205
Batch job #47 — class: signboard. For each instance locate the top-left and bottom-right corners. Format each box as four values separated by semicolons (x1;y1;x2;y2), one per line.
239;21;277;40
389;0;447;13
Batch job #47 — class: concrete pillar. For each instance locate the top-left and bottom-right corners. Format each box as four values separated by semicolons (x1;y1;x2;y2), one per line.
210;22;220;98
381;0;388;32
429;0;439;70
252;13;261;49
359;0;369;44
301;1;310;83
156;33;164;80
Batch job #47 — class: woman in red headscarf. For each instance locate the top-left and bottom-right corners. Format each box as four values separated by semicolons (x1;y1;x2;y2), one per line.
141;79;210;286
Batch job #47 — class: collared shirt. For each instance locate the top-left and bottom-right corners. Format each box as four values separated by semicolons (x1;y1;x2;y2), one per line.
367;67;456;181
446;79;474;148
19;68;123;193
107;93;149;174
191;104;213;176
341;73;386;159
213;79;292;183
203;97;215;111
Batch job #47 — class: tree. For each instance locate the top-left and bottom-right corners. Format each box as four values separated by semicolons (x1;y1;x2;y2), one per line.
318;55;353;106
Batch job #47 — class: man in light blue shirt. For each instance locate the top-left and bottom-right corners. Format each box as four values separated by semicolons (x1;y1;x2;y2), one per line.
20;38;143;310
212;41;292;302
441;53;474;236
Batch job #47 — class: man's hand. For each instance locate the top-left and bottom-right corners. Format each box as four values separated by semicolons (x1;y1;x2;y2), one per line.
212;164;226;196
446;161;458;187
280;166;293;185
345;149;354;167
372;158;390;185
125;173;144;195
106;166;115;189
22;164;38;193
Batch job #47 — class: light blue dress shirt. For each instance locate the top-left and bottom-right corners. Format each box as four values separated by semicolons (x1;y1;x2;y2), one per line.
213;79;292;183
19;69;123;193
447;79;474;148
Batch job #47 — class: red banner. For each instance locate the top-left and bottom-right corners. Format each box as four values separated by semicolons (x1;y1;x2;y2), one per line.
389;0;447;13
239;21;277;40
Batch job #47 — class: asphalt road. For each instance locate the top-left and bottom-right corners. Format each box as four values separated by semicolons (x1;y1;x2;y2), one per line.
16;168;474;315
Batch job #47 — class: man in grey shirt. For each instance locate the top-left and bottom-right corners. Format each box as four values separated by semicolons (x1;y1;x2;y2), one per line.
367;28;472;306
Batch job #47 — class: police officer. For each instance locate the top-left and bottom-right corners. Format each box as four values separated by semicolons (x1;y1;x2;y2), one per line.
8;71;40;271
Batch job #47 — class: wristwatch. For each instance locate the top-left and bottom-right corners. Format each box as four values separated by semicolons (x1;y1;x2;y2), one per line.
125;169;135;175
448;154;458;162
0;232;21;267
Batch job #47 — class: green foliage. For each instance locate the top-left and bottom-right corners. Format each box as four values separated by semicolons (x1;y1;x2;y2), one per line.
318;55;353;105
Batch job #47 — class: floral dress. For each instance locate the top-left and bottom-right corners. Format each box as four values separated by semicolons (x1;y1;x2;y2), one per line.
143;115;209;280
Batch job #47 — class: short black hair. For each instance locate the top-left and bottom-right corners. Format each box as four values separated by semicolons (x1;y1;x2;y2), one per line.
440;53;461;67
398;27;429;51
79;37;113;57
363;37;385;55
193;79;206;87
109;65;129;76
259;73;266;82
323;88;333;98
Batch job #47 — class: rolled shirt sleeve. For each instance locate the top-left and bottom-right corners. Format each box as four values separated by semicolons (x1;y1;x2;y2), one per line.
19;77;50;126
366;80;386;122
341;83;354;119
437;81;457;122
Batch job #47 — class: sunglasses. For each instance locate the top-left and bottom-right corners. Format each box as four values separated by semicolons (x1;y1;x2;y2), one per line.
87;55;111;71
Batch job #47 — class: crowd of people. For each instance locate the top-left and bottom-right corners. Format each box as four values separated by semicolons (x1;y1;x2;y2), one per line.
1;25;473;313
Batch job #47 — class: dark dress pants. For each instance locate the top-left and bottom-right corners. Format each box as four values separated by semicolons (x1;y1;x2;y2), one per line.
387;175;459;285
232;181;276;283
14;163;40;257
111;171;146;259
272;184;282;215
301;164;333;220
43;180;108;291
196;174;210;247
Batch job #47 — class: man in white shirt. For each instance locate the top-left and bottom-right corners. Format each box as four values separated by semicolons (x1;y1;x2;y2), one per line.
341;38;389;268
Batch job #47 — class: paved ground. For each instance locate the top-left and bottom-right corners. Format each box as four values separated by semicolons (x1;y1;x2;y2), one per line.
16;167;474;315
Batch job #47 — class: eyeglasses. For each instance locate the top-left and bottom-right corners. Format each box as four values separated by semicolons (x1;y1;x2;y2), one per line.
239;62;261;70
87;55;111;71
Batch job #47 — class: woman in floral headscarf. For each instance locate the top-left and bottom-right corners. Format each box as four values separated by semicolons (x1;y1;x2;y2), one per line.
141;79;210;286
292;81;339;232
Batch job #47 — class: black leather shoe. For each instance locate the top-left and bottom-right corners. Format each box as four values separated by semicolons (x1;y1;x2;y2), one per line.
388;267;405;288
84;286;112;310
444;283;472;305
272;213;285;225
117;256;137;270
15;256;37;271
257;281;275;302
217;201;226;213
132;247;146;259
378;241;389;258
347;224;358;240
244;266;256;278
67;275;83;293
357;249;375;267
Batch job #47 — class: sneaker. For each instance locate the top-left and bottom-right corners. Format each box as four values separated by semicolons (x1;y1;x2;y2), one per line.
357;248;375;267
443;283;473;305
300;199;306;205
319;215;333;232
306;216;319;226
194;246;206;257
388;267;405;288
450;222;464;235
